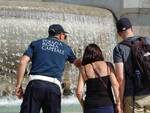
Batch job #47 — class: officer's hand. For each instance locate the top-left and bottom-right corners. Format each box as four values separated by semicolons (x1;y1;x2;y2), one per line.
74;58;82;68
15;86;23;99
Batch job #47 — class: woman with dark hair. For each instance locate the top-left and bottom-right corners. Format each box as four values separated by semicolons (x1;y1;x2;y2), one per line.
76;44;122;113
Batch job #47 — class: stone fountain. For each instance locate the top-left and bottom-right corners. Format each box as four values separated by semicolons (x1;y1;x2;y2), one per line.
0;1;117;97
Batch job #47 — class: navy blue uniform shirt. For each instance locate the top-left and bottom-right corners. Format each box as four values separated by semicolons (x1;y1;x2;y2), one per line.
24;37;76;81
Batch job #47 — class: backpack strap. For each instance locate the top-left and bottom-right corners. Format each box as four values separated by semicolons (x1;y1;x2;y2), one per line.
120;40;132;47
120;37;146;47
120;39;138;70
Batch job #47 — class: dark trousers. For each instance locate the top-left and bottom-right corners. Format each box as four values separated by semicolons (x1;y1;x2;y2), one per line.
20;80;61;113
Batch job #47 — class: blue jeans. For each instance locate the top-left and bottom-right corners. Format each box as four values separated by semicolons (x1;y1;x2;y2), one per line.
20;80;61;113
84;106;114;113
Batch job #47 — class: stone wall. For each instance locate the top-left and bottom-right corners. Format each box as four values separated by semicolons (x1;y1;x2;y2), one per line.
42;0;150;37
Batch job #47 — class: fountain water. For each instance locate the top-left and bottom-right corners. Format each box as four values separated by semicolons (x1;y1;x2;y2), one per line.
0;1;117;110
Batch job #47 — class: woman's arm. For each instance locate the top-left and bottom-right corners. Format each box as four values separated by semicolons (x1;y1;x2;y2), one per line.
109;63;123;113
110;71;120;104
76;71;85;108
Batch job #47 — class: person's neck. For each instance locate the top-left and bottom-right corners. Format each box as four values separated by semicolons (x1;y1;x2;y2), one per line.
54;36;64;42
122;32;134;40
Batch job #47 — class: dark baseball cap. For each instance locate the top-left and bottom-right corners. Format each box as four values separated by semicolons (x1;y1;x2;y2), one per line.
116;18;132;32
48;24;68;34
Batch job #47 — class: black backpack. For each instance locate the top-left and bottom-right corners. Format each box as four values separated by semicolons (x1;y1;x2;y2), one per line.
121;37;150;90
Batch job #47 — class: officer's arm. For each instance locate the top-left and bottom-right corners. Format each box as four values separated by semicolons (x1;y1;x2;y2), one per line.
15;55;30;98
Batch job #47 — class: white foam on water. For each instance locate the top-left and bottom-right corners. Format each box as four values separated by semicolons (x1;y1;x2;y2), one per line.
0;95;79;106
0;97;22;106
62;95;79;105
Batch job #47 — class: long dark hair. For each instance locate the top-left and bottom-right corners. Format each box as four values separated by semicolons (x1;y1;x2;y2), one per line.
82;43;104;65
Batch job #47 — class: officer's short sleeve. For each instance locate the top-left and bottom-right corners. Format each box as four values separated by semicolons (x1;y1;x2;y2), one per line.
67;47;76;63
113;45;123;63
23;42;33;58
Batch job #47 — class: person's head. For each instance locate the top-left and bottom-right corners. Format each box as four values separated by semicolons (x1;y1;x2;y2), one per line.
116;17;134;39
82;43;104;65
48;24;68;41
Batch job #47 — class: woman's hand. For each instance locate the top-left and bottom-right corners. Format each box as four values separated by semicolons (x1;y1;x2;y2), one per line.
115;104;124;113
